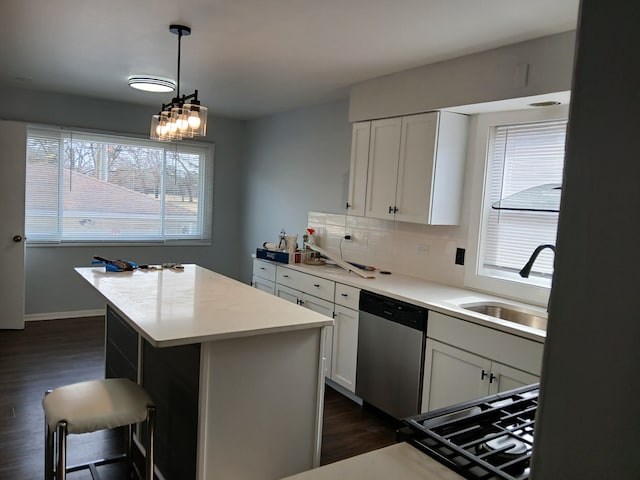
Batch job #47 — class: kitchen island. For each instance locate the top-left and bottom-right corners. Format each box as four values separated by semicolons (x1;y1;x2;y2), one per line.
75;264;333;480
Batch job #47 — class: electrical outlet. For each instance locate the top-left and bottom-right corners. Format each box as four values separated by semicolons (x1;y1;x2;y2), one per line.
455;248;465;265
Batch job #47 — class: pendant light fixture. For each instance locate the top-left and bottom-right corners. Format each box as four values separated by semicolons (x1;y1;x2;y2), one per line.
150;24;208;141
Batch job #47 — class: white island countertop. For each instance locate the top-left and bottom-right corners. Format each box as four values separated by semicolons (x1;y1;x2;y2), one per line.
75;264;333;348
281;443;464;480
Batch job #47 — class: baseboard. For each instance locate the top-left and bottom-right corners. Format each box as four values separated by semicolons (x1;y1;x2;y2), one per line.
24;309;105;322
325;378;363;405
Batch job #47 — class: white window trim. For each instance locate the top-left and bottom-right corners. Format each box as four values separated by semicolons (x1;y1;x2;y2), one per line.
464;104;569;307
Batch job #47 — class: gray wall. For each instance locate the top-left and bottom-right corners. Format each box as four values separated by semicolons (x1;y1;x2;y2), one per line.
0;86;246;315
349;30;575;122
532;1;640;477
240;100;352;283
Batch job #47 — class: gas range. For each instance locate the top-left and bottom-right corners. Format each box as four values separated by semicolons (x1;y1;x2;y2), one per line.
397;384;539;480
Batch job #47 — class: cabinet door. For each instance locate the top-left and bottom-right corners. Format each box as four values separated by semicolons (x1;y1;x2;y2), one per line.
275;284;302;304
301;293;335;378
395;113;438;224
347;122;370;216
365;117;402;220
252;275;275;295
422;339;491;412
331;305;359;392
488;362;539;395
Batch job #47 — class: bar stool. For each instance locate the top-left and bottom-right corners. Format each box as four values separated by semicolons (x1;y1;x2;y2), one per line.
42;378;155;480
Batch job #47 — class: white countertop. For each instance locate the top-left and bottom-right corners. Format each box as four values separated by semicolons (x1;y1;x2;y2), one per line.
266;260;547;343
76;264;333;348
281;443;465;480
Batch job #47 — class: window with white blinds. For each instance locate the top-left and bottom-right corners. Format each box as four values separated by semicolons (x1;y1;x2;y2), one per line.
25;127;213;243
481;120;567;279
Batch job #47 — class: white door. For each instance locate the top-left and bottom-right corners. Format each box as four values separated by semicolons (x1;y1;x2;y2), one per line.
395;113;438;224
365;117;401;220
301;294;334;378
346;122;370;216
330;305;359;392
252;276;275;295
422;339;490;412
275;284;301;305
0;121;27;329
489;362;540;395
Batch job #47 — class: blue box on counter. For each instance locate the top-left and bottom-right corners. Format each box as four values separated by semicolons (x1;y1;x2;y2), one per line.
256;248;290;264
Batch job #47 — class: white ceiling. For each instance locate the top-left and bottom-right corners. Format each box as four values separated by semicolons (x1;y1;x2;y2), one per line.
0;0;579;120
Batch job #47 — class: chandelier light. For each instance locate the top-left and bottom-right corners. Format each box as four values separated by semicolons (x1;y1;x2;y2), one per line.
150;24;208;142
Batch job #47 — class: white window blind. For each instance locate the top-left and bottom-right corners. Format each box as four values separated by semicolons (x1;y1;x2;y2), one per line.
481;120;567;278
25;127;213;243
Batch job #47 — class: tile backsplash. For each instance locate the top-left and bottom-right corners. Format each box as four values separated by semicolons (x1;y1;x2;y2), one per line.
306;211;467;286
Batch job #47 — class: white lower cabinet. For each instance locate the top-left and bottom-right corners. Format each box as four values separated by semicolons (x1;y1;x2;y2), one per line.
252;276;275;294
274;274;336;378
331;304;359;392
421;311;543;412
423;339;539;412
263;260;361;390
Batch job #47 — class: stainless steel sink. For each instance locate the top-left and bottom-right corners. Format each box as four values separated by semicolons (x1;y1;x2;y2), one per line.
461;302;547;330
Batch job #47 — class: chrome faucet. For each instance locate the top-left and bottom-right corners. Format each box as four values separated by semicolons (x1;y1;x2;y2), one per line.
519;244;556;278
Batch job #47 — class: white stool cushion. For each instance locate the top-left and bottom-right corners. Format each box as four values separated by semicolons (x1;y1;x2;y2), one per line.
43;378;153;434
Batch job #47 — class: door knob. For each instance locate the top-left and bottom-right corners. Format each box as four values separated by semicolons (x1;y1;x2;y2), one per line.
13;235;23;242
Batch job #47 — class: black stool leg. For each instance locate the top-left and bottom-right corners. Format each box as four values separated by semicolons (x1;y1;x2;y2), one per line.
45;421;54;480
146;406;156;480
56;421;68;480
44;390;54;480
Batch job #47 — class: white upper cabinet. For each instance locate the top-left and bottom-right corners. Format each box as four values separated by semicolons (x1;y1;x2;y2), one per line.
364;117;403;219
349;111;469;225
346;122;371;217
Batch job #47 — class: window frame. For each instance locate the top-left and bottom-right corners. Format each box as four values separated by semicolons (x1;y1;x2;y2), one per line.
25;126;215;247
464;105;569;307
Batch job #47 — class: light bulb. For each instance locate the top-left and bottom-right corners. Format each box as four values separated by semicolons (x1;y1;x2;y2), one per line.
188;111;201;129
177;113;189;132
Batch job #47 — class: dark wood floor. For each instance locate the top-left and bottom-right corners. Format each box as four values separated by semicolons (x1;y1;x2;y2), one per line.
0;317;397;479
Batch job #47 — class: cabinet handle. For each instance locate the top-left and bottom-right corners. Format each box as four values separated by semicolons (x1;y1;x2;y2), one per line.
388;206;393;214
393;206;399;213
313;284;320;288
346;202;351;209
283;274;289;278
260;267;266;270
489;373;496;384
332;311;337;318
341;293;348;297
297;299;303;306
481;370;488;380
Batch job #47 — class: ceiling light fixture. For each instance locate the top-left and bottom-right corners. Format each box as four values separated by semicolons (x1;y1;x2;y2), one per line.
150;24;208;142
129;76;176;93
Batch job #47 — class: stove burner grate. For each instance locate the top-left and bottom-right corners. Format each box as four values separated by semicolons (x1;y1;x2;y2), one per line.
399;385;539;480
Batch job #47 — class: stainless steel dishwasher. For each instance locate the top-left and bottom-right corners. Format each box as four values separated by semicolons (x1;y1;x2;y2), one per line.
356;290;427;419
